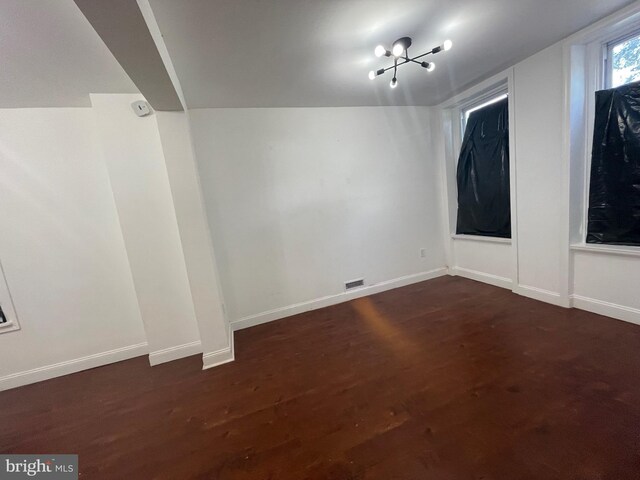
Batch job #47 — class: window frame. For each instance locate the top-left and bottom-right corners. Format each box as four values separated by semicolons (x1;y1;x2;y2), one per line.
439;69;517;286
460;92;509;137
455;92;511;239
0;260;20;335
604;29;640;89
580;26;640;246
561;4;640;278
451;85;511;241
453;85;509;165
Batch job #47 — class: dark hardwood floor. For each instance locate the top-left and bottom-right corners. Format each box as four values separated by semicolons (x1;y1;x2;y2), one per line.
2;276;640;479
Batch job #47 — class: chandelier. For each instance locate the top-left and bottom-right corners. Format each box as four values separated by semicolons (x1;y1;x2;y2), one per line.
369;37;453;88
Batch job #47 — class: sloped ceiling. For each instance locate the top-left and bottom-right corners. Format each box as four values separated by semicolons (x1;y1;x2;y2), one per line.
0;0;138;108
149;0;633;108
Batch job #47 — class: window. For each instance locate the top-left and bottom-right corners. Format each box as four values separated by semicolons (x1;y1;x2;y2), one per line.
456;95;511;239
606;31;640;88
462;93;508;130
565;11;640;252
582;28;640;247
0;262;19;334
586;81;640;246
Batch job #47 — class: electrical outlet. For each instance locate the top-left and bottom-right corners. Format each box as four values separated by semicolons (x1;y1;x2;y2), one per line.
420;248;427;258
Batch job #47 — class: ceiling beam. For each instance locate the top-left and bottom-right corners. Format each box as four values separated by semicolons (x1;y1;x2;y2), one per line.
74;0;182;111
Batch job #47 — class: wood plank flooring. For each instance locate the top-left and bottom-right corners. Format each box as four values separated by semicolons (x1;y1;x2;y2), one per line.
2;276;640;479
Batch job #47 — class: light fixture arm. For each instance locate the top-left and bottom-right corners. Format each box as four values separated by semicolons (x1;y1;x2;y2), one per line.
369;37;452;87
377;49;436;76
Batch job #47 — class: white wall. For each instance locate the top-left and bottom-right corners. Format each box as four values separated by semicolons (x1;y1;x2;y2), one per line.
438;43;573;305
510;13;640;317
573;252;640;315
0;95;236;390
512;43;565;302
451;240;512;288
437;2;640;324
439;42;589;306
563;4;640;324
0;108;147;389
190;106;447;327
155;111;232;365
91;94;202;360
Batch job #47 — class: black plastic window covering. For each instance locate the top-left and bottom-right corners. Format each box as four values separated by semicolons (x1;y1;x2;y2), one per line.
587;82;640;246
456;98;511;238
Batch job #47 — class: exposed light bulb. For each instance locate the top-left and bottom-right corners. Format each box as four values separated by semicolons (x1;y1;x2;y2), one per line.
443;39;453;51
374;45;386;57
390;77;398;89
392;43;405;57
420;61;436;72
368;70;376;80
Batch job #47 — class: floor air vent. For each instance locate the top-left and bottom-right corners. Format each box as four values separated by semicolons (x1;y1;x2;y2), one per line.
345;279;365;290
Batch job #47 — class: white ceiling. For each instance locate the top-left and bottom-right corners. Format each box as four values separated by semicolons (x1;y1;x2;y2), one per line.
149;0;633;108
0;0;137;108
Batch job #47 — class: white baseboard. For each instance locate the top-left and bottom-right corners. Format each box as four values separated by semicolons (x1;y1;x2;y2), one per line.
230;268;448;331
0;342;148;392
514;284;569;307
448;268;572;309
202;329;235;370
572;295;640;326
149;340;202;366
202;345;234;370
448;266;512;290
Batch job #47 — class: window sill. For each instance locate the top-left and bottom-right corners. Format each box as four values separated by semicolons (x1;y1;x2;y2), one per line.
571;243;640;258
451;234;512;245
